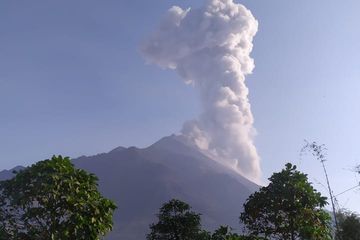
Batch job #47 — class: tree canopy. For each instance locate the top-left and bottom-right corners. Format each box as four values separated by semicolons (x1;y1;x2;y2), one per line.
240;163;331;240
147;199;265;240
0;155;116;240
210;226;263;240
336;210;360;240
147;199;207;240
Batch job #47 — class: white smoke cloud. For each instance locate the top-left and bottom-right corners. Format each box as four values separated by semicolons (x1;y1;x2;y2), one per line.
141;0;261;183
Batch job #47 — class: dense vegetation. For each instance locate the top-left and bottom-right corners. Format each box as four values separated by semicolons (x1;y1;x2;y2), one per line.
1;157;358;239
147;199;263;240
0;156;116;240
336;210;360;240
148;163;333;240
240;163;331;239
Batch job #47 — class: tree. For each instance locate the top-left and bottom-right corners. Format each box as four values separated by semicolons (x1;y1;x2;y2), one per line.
240;163;332;240
211;226;263;240
211;226;240;240
0;226;9;240
336;210;360;240
147;199;207;240
0;155;117;240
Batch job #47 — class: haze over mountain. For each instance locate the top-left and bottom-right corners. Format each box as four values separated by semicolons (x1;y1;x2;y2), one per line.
0;135;258;240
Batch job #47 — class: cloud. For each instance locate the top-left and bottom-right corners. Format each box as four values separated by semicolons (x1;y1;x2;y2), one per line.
141;0;261;183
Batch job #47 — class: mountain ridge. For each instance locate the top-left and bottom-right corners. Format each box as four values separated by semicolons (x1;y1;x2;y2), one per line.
0;135;259;239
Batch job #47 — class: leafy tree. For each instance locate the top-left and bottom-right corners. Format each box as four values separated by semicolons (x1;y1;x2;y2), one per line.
240;163;332;240
0;226;8;240
0;204;8;239
336;210;360;240
147;199;207;240
211;226;263;240
147;200;263;240
211;226;239;240
0;155;117;240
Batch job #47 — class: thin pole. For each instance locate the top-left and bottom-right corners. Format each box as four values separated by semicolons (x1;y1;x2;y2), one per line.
301;141;340;238
320;157;339;234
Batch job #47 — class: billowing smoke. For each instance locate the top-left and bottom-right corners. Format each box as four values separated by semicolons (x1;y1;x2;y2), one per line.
141;0;261;183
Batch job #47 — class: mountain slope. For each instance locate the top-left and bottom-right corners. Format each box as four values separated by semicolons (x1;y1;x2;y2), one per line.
74;135;258;239
0;166;24;181
0;135;259;240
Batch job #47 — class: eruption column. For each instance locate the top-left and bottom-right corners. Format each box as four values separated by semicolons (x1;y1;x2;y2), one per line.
142;0;261;183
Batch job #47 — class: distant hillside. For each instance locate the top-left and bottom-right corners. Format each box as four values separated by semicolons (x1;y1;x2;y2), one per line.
0;166;24;181
0;135;259;240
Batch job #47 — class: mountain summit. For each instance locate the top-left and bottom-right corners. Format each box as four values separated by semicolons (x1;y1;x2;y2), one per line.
0;135;259;239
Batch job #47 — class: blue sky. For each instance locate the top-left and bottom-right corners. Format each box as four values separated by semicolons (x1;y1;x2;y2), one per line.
1;0;359;212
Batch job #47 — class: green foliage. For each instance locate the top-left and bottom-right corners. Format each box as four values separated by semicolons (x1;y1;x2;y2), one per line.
147;199;206;240
336;210;360;240
0;155;117;240
240;163;332;240
211;226;239;240
211;226;263;240
0;226;8;240
147;200;263;240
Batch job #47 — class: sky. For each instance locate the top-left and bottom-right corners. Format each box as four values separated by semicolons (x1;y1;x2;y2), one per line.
1;0;360;213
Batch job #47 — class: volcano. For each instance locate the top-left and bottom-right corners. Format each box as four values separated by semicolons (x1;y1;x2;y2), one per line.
0;135;259;239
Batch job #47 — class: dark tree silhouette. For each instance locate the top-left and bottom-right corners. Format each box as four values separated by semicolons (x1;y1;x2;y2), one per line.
147;199;207;240
0;156;116;240
336;210;360;240
240;163;331;240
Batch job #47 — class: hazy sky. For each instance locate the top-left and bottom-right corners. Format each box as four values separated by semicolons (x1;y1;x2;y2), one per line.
1;0;359;213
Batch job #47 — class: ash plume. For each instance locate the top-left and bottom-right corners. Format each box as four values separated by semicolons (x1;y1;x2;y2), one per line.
141;0;261;182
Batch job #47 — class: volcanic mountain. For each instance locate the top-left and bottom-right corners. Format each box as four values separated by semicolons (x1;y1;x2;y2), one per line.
0;135;259;239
